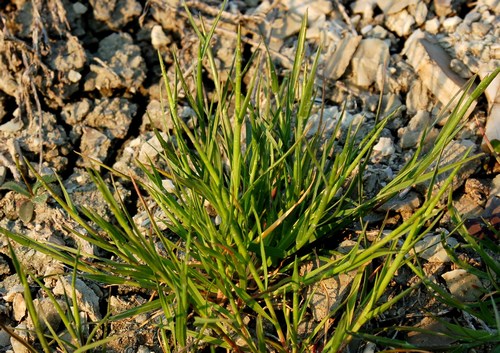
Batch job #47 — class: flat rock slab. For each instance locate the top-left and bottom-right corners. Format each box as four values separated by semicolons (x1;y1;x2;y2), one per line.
404;31;477;123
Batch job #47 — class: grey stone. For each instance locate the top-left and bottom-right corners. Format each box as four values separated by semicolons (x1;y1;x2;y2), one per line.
413;233;459;262
378;191;421;218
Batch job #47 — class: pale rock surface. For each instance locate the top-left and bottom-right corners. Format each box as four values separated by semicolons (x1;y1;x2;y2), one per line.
151;25;171;50
406;79;429;114
11;324;29;353
442;16;462;31
442;269;484;302
398;110;438;149
385;9;415;37
378;191;421;219
403;30;477;122
323;34;362;81
350;38;390;89
12;292;26;322
351;0;378;19
371;137;395;163
282;0;332;22
53;276;101;322
424;17;440;34
479;66;500;153
412;2;428;26
413;233;459;262
376;0;418;14
433;0;453;17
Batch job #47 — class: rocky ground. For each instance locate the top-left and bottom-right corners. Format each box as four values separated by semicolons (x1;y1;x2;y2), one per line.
0;0;499;352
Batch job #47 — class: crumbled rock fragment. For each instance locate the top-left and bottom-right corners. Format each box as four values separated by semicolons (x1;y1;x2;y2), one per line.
85;33;146;96
47;34;86;72
61;99;93;125
385;10;415;36
78;127;111;166
282;0;332;21
449;58;473;78
27;298;67;331
351;0;378;19
413;233;458;262
425;17;440;34
403;31;477;122
378;191;421;218
398;111;439;149
270;12;304;39
300;256;356;322
151;25;171;50
12;292;26;321
138;132;171;164
350;38;389;89
412;2;428;26
18;112;70;171
408;317;457;347
434;0;453;17
372;137;395;163
441;269;484;302
54;276;101;322
376;0;418;14
141;101;196;133
416;139;481;199
442;16;462;31
85;98;136;140
89;0;142;30
406;79;429;114
11;323;30;353
323;34;362;81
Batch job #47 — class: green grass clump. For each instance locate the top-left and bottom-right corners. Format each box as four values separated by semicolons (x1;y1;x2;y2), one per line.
1;3;499;352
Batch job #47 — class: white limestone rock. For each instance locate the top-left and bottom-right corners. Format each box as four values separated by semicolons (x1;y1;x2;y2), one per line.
385;10;415;37
350;38;390;89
